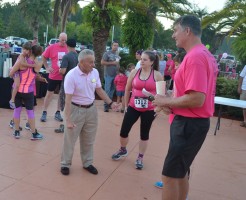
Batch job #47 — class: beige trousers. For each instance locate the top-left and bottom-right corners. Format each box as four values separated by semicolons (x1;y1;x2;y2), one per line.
61;104;98;168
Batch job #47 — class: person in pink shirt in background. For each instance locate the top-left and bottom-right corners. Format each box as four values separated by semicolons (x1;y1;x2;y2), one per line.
164;54;175;90
114;68;128;113
40;32;68;122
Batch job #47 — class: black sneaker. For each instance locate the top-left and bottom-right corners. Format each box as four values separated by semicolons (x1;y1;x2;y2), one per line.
25;122;31;130
40;111;47;122
55;111;63;122
9;120;14;128
112;149;128;160
31;131;43;140
61;167;70;175
9;120;23;131
13;130;20;139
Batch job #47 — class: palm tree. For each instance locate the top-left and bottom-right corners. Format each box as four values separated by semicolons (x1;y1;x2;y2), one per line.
202;0;246;63
202;0;246;36
19;0;51;40
53;0;80;32
122;0;191;54
83;0;121;79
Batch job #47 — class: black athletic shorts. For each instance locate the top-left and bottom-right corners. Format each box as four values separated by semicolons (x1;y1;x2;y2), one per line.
15;92;35;110
164;75;171;81
47;79;62;92
162;115;210;178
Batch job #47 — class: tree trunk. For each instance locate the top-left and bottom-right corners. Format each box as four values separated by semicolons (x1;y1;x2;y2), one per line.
32;19;39;42
93;28;110;82
211;33;226;54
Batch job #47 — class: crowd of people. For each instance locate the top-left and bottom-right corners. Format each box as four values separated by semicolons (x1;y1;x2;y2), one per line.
5;15;246;200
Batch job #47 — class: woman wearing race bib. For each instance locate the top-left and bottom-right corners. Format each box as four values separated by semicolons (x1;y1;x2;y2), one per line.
111;50;163;169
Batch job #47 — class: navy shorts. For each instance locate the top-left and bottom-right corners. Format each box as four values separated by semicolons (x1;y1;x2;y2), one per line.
116;91;125;97
162;115;210;178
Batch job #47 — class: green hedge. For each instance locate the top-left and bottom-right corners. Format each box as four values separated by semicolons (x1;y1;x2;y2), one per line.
215;77;242;120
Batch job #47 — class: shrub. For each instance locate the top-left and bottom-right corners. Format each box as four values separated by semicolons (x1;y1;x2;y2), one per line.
119;52;136;70
215;77;242;119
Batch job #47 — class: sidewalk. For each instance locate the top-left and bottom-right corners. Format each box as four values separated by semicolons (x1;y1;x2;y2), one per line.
0;97;245;200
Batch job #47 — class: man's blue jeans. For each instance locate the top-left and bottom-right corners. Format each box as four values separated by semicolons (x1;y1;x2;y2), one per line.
104;75;115;109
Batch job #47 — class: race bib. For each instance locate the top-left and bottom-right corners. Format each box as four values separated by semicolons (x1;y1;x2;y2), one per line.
57;52;66;67
134;97;148;108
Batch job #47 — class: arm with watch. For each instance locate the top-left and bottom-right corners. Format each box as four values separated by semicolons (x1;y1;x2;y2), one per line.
95;88;119;110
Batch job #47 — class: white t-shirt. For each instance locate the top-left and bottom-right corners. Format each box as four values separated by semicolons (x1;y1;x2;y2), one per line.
135;60;141;70
240;65;246;90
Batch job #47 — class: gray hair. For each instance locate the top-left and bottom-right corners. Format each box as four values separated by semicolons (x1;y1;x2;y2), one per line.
174;15;202;37
59;32;67;38
78;49;95;61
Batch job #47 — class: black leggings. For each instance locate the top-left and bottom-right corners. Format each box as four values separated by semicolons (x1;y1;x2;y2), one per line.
120;106;156;140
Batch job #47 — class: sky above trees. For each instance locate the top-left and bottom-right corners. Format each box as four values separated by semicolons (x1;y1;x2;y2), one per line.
2;0;227;12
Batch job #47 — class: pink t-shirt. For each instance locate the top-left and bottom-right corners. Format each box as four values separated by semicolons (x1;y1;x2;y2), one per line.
114;73;127;91
172;44;218;118
164;60;175;76
64;66;102;105
42;43;68;80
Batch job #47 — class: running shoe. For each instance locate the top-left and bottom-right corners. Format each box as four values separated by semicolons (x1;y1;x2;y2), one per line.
40;111;47;122
54;111;63;122
135;157;144;170
9;120;22;131
112;149;128;160
13;130;20;139
154;181;163;189
31;131;43;140
25;122;31;130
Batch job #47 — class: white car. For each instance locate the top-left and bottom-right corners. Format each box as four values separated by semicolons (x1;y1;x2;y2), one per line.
220;54;236;67
75;42;82;52
0;38;6;45
5;36;22;45
48;38;59;46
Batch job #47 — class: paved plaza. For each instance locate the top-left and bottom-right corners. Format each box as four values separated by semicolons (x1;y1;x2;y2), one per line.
0;96;245;200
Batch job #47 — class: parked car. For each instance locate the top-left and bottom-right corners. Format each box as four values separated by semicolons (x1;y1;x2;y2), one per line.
0;38;6;45
5;36;22;45
48;38;59;46
220;54;235;62
220;54;236;67
75;42;82;52
20;38;28;45
220;55;236;64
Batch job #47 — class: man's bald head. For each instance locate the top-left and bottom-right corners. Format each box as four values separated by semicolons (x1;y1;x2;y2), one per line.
59;32;67;46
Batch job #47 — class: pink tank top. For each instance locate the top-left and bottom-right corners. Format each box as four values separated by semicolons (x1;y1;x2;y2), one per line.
129;68;156;112
18;58;36;93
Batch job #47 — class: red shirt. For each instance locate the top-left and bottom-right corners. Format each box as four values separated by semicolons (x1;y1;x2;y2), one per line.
114;73;127;91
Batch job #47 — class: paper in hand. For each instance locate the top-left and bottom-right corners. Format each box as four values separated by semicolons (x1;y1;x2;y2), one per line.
142;88;155;101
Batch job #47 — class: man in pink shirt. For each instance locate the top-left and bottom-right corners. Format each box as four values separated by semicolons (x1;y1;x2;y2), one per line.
40;32;68;122
153;15;218;200
60;49;118;176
